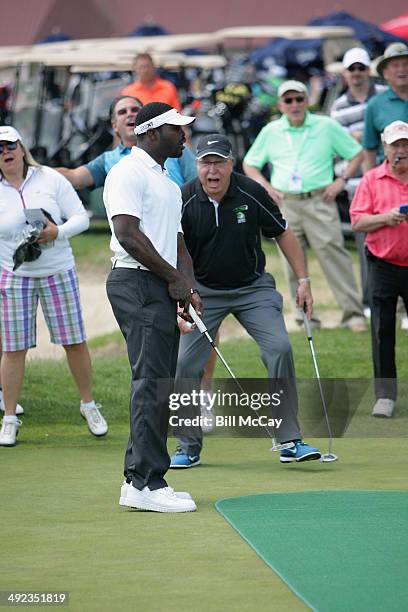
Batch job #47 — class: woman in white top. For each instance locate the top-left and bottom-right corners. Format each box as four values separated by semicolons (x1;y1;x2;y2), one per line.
0;126;108;446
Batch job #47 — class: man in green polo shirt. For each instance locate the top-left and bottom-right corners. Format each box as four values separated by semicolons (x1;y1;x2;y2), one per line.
243;80;366;331
363;43;408;170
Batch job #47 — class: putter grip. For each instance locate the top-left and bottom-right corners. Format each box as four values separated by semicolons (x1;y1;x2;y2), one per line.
301;310;312;338
188;304;207;334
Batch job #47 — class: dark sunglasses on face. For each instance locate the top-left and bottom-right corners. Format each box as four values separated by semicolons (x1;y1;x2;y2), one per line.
0;141;18;153
283;95;305;105
116;106;142;116
347;64;367;72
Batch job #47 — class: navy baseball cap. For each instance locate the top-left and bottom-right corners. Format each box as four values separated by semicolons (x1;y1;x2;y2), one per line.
196;134;233;159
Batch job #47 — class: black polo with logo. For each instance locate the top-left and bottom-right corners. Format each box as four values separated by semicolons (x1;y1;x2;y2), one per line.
181;172;287;289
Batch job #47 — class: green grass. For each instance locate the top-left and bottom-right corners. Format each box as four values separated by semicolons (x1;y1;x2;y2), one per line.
87;325;408;379
1;437;407;612
2;233;407;610
2;338;407;610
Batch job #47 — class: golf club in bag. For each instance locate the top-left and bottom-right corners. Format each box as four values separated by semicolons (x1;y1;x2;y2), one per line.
301;310;338;462
188;304;295;452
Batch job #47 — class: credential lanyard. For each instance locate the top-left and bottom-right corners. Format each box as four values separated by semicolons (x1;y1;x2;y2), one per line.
285;128;309;170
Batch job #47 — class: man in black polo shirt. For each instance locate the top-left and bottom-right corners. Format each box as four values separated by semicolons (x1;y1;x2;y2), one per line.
170;134;321;468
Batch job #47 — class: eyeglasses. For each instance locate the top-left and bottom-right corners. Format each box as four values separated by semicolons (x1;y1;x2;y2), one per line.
116;106;142;116
282;96;306;105
0;141;18;153
198;159;230;168
347;64;368;72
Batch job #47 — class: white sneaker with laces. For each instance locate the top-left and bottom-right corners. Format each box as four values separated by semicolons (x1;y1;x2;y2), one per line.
121;484;197;512
372;398;395;418
0;418;22;446
80;403;108;436
0;390;24;415
119;481;192;506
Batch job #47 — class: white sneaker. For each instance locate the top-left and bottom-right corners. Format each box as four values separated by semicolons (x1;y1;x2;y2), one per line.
121;484;197;512
119;481;192;506
200;391;216;434
372;398;395;418
0;418;22;446
80;403;108;436
0;390;24;415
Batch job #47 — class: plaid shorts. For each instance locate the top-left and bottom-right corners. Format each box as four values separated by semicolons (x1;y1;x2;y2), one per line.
0;268;86;352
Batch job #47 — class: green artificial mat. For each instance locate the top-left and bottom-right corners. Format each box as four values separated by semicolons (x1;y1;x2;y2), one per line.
216;491;408;611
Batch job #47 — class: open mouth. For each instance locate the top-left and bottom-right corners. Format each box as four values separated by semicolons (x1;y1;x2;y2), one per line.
126;120;135;127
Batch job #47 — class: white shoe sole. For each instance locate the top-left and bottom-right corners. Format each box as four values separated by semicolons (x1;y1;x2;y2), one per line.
372;410;394;418
0;438;18;446
0;428;20;447
372;400;395;418
119;483;192;506
280;452;321;463
80;410;108;437
121;491;196;513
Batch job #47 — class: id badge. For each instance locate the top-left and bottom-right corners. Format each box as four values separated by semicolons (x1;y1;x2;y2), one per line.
289;170;302;192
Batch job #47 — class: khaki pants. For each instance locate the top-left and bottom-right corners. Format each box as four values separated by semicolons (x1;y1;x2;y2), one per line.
280;194;364;325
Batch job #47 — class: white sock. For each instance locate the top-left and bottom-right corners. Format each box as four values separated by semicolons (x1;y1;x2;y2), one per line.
4;415;19;423
81;400;96;410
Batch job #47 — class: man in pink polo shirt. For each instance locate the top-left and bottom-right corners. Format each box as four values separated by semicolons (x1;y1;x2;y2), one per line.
350;120;408;418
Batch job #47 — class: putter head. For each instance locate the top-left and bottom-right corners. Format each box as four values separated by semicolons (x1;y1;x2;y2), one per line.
270;441;296;452
320;453;338;462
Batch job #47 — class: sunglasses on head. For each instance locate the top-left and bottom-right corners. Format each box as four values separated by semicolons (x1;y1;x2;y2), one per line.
347;64;367;72
283;95;305;105
0;141;18;153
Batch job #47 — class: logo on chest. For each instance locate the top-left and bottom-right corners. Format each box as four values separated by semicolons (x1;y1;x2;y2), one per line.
233;204;248;224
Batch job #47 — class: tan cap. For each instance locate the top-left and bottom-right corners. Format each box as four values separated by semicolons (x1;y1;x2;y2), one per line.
376;42;408;77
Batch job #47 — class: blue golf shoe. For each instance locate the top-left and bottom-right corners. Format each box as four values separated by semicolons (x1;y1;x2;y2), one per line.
170;447;201;468
280;440;321;463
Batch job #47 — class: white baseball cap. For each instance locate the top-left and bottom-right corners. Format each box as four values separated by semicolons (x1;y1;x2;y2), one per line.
134;108;195;135
381;120;408;144
277;80;308;98
342;48;370;69
0;126;22;142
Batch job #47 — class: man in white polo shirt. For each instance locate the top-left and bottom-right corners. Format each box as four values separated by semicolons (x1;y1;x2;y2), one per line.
104;102;202;512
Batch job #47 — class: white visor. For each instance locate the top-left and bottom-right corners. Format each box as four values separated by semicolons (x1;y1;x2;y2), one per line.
134;109;195;135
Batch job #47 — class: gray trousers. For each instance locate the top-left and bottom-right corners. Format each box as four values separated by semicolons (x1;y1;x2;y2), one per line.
174;273;302;456
281;194;364;324
106;268;179;490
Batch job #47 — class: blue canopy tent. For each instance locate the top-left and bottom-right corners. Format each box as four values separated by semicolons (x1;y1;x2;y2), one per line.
249;11;406;75
128;23;170;37
128;22;203;56
308;10;405;57
250;37;324;77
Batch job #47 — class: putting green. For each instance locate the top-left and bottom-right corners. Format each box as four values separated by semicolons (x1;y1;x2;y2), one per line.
216;491;408;611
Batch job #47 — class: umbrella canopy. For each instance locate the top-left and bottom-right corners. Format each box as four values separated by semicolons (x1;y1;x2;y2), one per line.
380;12;408;41
128;23;170;37
308;10;405;57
